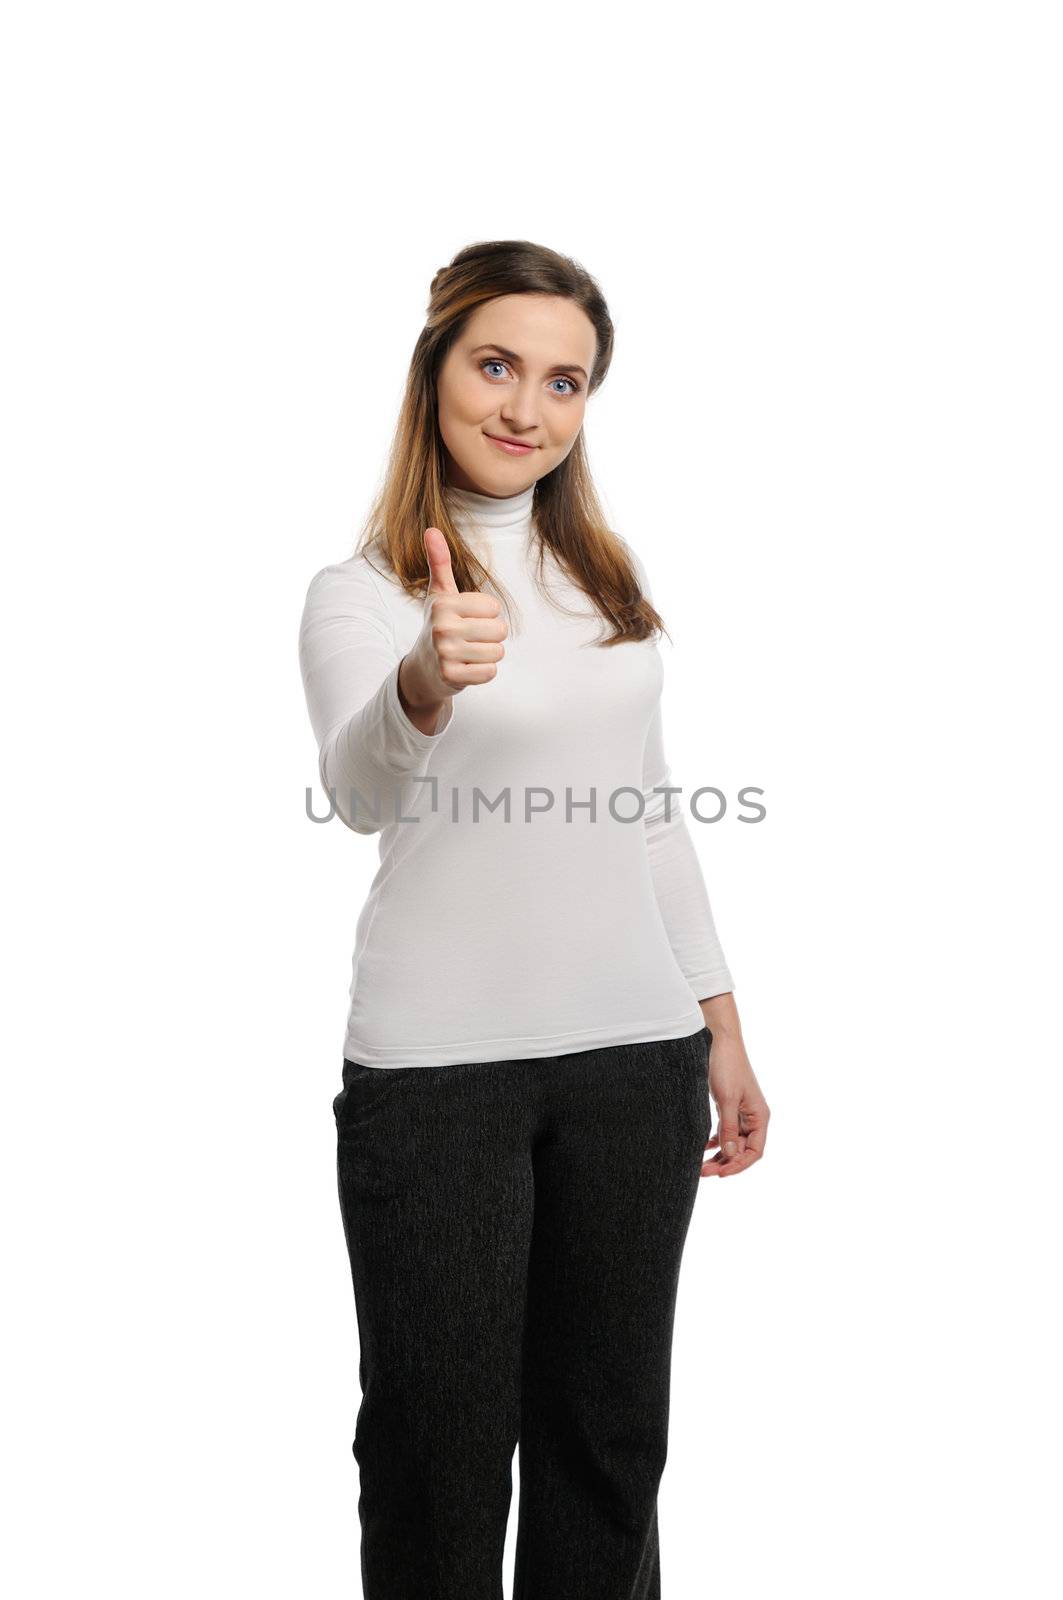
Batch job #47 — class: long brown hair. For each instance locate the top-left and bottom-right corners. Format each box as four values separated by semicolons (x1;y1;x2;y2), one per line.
355;239;669;647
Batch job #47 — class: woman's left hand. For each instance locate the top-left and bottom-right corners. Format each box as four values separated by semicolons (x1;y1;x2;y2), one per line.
698;995;770;1178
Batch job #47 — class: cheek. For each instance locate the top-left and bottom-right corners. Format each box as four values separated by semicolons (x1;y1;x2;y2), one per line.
548;405;586;448
438;372;486;430
455;376;495;424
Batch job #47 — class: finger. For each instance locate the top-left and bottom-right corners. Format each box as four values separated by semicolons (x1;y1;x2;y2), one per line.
450;615;508;641
438;638;504;665
738;1125;766;1162
701;1147;759;1176
736;1102;769;1158
452;592;506;619
715;1107;743;1163
702;1141;750;1172
424;526;459;595
701;1116;765;1175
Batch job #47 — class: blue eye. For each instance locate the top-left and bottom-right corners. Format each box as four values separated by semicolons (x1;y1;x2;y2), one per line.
478;358;581;396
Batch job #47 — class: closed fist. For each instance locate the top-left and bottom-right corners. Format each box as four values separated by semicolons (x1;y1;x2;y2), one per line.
402;527;508;710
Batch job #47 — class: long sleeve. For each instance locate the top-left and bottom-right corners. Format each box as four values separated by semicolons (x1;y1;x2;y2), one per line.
631;543;736;1001
298;559;454;835
641;697;735;999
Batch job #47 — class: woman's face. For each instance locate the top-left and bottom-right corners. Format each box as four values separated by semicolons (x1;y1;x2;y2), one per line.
436;293;597;496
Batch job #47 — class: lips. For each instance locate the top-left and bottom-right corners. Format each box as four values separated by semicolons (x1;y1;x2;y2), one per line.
485;433;537;455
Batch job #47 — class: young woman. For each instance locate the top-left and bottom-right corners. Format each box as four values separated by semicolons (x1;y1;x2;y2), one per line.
298;239;770;1600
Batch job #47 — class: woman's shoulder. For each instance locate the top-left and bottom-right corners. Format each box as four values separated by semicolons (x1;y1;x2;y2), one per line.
298;546;411;666
301;545;403;616
612;531;652;600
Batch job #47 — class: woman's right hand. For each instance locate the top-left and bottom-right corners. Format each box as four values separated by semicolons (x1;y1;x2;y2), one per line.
398;527;508;727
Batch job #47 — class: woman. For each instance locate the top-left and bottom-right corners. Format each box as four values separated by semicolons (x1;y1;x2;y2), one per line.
298;239;770;1600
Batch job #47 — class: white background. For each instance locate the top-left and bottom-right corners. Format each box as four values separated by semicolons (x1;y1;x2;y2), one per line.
3;3;1059;1595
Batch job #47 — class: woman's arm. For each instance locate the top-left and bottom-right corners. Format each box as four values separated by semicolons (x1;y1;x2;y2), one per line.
628;537;770;1175
641;693;736;1001
629;537;735;999
641;695;771;1177
298;560;454;834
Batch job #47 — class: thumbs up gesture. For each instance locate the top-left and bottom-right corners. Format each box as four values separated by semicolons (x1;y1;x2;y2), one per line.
397;527;508;730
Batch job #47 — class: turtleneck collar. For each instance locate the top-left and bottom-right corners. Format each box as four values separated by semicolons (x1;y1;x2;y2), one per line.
444;481;535;542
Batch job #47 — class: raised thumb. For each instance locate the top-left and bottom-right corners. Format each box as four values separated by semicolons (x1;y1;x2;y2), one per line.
424;526;459;596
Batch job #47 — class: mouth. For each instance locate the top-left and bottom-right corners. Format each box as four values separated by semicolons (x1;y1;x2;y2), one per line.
484;432;538;456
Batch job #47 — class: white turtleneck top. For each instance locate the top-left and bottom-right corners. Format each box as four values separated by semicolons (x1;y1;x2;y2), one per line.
298;482;735;1067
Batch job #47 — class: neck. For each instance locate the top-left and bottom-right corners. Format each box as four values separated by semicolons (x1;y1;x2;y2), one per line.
444;481;535;542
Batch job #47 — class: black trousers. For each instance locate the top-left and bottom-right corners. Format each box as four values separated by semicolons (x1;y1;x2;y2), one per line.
333;1023;712;1600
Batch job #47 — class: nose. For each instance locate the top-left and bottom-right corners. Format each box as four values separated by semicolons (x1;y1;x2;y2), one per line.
498;381;543;433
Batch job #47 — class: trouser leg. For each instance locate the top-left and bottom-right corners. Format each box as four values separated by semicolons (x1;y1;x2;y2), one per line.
334;1056;538;1600
512;1027;711;1600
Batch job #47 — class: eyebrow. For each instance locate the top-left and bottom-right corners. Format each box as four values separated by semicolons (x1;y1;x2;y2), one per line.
469;343;589;383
